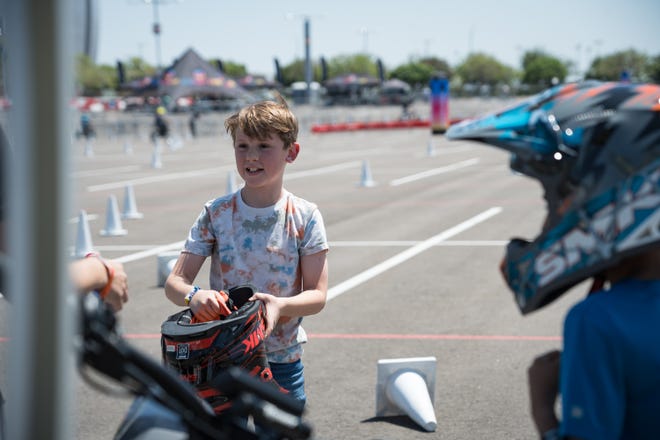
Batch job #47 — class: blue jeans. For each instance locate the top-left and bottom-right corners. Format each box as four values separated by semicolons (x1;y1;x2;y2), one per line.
270;359;306;407
234;361;306;436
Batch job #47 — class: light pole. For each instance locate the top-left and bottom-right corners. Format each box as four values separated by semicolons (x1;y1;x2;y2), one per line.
286;12;323;104
141;0;182;74
304;16;312;103
149;0;163;73
358;27;370;54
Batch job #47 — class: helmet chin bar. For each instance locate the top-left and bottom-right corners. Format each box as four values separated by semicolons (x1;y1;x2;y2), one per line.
505;160;660;314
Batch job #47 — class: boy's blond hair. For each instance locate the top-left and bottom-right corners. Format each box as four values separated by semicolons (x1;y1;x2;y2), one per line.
224;95;298;148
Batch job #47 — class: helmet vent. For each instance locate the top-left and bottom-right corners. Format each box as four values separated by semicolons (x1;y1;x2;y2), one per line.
569;109;615;125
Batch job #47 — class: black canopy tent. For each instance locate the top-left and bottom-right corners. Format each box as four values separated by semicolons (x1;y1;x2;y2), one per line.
238;74;281;91
159;48;252;103
118;48;253;106
377;78;414;105
323;73;381;105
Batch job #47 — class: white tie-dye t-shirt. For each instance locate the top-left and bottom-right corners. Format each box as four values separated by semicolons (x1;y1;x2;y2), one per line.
184;190;328;363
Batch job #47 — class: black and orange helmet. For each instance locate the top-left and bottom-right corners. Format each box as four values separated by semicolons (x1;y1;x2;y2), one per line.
161;285;284;413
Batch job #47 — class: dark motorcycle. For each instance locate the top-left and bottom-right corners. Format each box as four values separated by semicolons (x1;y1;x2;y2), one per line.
79;293;313;439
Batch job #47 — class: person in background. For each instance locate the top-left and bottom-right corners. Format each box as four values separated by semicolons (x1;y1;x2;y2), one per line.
447;81;660;439
79;112;94;140
151;106;169;144
165;95;329;406
188;109;200;138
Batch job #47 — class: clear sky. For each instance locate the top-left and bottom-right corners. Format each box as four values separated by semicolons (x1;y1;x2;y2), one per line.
97;0;660;78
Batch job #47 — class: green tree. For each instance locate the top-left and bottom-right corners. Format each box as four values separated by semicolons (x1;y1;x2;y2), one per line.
98;64;119;91
419;57;452;78
389;61;434;88
585;49;649;81
521;50;568;90
280;59;306;85
326;54;378;78
209;59;246;79
455;52;516;87
123;56;156;82
280;55;378;86
75;54;116;96
647;55;660;84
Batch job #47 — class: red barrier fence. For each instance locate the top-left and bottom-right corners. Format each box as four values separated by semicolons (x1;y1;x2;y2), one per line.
310;118;463;133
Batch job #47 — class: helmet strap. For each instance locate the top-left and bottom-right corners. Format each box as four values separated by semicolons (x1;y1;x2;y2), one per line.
588;275;607;295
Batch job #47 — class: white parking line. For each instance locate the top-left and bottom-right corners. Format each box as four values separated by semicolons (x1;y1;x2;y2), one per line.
285;161;361;180
413;144;475;158
69;213;99;223
327;207;502;301
86;161;361;192
86;240;507;254
97;209;502;297
71;165;142;178
328;240;507;247
86;166;233;192
389;158;480;186
114;241;185;264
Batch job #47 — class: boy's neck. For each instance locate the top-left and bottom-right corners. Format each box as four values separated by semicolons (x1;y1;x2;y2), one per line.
240;186;284;208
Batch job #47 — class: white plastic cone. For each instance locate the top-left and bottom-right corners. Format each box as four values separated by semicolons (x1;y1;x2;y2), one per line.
100;195;127;236
226;170;238;195
167;136;183;151
358;160;376;187
84;140;94;157
376;357;437;432
151;140;163;168
426;137;436;157
386;370;437;432
157;251;180;287
121;184;144;219
123;140;133;155
74;210;94;257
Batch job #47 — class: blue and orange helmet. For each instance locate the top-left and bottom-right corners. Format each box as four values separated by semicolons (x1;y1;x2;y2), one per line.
447;81;660;314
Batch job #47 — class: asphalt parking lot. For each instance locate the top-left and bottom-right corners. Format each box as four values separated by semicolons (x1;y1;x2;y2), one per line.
4;99;586;439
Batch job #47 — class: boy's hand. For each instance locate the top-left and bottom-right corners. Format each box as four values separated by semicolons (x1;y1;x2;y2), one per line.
528;350;561;433
190;289;232;322
249;292;282;338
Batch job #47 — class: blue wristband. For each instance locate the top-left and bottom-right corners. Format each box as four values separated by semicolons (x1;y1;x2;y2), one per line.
184;286;200;306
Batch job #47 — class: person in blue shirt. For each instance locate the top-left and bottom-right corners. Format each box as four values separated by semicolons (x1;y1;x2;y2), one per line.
447;81;660;439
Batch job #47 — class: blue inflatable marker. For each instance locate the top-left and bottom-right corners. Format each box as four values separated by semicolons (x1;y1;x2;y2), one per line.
429;73;449;134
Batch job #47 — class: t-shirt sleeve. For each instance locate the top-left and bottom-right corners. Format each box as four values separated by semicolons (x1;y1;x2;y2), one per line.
560;300;625;439
300;208;328;256
184;205;216;257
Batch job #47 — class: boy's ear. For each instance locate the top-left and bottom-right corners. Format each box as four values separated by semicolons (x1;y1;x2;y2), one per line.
286;142;300;163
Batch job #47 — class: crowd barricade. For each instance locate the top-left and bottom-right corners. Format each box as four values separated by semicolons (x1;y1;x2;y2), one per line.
310;118;463;133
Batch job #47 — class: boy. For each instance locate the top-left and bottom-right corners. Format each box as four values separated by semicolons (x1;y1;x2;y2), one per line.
447;81;660;439
165;97;329;405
